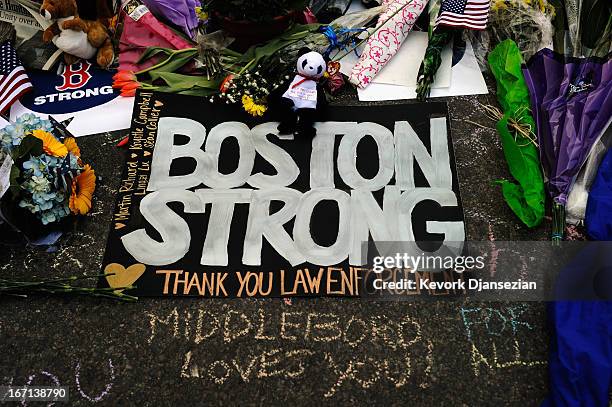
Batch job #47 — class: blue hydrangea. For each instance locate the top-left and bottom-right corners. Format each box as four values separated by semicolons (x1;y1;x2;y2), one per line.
23;156;48;178
22;155;61;178
40;200;71;225
20;176;54;209
18;174;71;224
1;114;75;225
0;114;54;152
19;153;74;224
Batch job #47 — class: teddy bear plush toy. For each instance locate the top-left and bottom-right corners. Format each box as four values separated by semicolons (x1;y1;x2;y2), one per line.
277;48;327;138
40;0;114;67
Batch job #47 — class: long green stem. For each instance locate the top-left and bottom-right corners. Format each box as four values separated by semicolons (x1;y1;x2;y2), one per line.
136;48;198;76
238;59;256;75
0;274;138;302
552;201;565;246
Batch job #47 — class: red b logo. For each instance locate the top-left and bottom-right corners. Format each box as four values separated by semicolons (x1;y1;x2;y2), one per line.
56;62;92;91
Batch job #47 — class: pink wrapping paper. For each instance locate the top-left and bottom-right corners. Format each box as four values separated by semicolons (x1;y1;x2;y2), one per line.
349;0;428;88
119;5;194;72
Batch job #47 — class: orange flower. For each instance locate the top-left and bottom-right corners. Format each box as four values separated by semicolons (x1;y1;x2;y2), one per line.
32;129;67;157
120;81;141;97
112;70;137;88
69;165;96;215
63;137;81;157
112;70;141;97
219;74;235;93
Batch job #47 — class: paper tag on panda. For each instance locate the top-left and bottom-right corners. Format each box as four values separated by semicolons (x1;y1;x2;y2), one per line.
284;86;317;102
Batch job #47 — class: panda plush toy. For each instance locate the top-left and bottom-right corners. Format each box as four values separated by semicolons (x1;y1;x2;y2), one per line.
277;48;327;138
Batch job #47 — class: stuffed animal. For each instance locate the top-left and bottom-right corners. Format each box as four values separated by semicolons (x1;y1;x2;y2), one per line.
78;0;115;68
325;61;345;94
277;48;327;138
40;0;114;67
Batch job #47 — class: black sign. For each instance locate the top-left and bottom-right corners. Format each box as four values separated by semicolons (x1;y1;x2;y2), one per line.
100;91;464;297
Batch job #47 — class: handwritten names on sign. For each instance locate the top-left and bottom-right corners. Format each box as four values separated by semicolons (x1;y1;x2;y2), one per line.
113;92;157;231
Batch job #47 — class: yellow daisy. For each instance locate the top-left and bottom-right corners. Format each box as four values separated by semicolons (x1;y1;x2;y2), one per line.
31;129;67;157
69;165;96;215
195;6;208;20
63;137;81;157
242;95;267;117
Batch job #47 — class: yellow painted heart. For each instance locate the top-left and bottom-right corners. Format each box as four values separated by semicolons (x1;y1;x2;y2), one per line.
143;151;151;157
115;223;126;230
104;263;146;291
154;100;163;107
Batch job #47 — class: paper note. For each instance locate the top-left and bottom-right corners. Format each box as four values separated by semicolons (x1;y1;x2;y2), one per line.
339;31;452;88
356;39;488;101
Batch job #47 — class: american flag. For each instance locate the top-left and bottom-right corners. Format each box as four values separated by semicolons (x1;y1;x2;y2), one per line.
0;41;33;114
435;0;491;30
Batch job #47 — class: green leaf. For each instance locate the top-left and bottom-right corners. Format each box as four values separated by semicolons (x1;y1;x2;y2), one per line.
178;88;218;97
144;50;199;79
13;135;43;159
416;30;452;100
217;24;319;73
150;72;221;90
222;48;243;58
8;165;20;199
9;164;19;187
136;47;174;65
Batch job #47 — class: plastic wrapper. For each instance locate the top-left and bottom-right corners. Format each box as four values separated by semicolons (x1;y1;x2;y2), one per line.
282;6;384;61
142;0;198;40
196;30;234;79
522;49;612;240
488;0;554;61
331;5;384;28
543;300;612;406
488;39;545;228
466;0;555;71
566;123;612;224
119;0;193;72
564;0;579;55
313;0;354;22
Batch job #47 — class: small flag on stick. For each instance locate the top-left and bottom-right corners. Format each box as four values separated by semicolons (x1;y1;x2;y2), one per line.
435;0;491;30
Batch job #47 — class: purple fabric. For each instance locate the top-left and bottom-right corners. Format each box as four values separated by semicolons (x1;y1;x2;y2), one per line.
142;0;199;39
522;49;612;205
